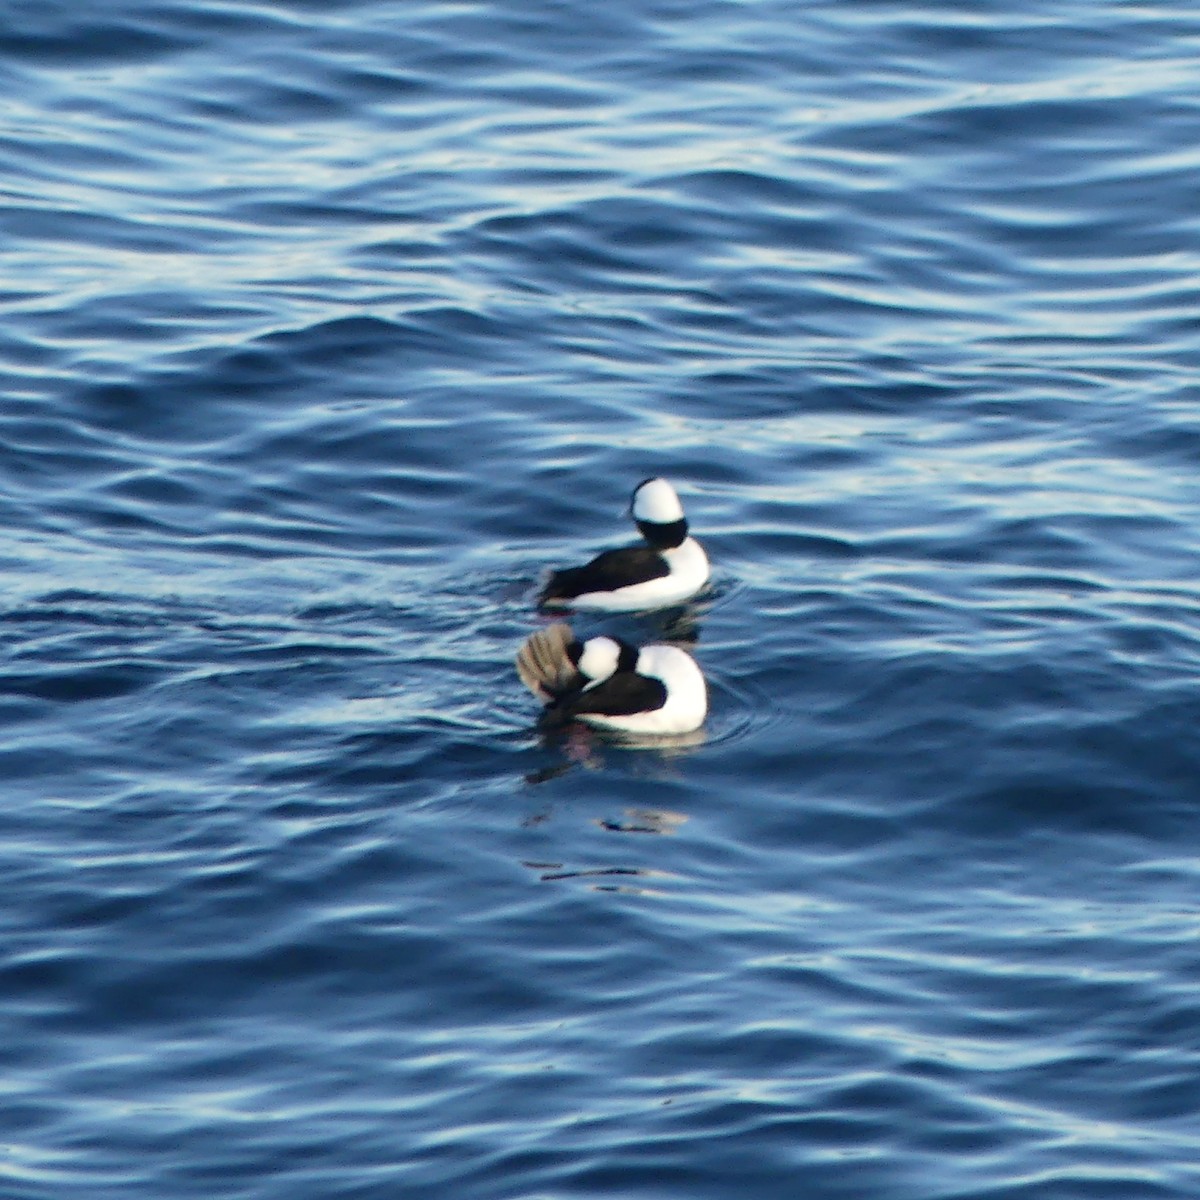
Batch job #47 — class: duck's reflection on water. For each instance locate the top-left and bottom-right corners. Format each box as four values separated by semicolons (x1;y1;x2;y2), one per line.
516;702;697;895
596;808;688;834
522;721;707;786
519;860;680;894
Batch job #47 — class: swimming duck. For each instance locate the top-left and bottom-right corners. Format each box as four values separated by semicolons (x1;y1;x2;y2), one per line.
537;477;709;612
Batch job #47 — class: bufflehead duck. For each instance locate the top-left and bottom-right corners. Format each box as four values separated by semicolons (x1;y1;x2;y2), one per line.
516;622;707;735
538;477;709;612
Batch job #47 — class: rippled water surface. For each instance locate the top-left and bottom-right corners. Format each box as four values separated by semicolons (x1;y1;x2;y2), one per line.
3;1;1200;1196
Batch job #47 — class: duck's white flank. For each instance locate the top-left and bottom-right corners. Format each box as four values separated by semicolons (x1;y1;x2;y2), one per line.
566;537;710;612
580;643;708;735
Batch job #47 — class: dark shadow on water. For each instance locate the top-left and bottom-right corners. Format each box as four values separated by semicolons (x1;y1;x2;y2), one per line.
521;597;711;646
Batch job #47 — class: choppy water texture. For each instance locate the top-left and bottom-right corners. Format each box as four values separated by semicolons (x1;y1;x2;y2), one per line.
3;1;1200;1196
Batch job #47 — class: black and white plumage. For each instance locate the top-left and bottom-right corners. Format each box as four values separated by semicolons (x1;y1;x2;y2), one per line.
516;622;707;735
537;477;710;612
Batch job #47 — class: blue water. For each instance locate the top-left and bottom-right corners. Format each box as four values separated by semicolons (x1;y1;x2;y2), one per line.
3;1;1200;1196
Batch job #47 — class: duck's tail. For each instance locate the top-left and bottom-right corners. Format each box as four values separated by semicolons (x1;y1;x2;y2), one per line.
516;622;579;703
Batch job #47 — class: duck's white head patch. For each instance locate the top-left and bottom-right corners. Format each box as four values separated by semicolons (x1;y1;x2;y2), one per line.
577;636;622;681
632;477;685;524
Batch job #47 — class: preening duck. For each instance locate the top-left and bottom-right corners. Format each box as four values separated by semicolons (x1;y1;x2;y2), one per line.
516;622;707;736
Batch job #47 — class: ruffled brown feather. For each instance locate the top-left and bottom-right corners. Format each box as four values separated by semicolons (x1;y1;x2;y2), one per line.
515;622;579;703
